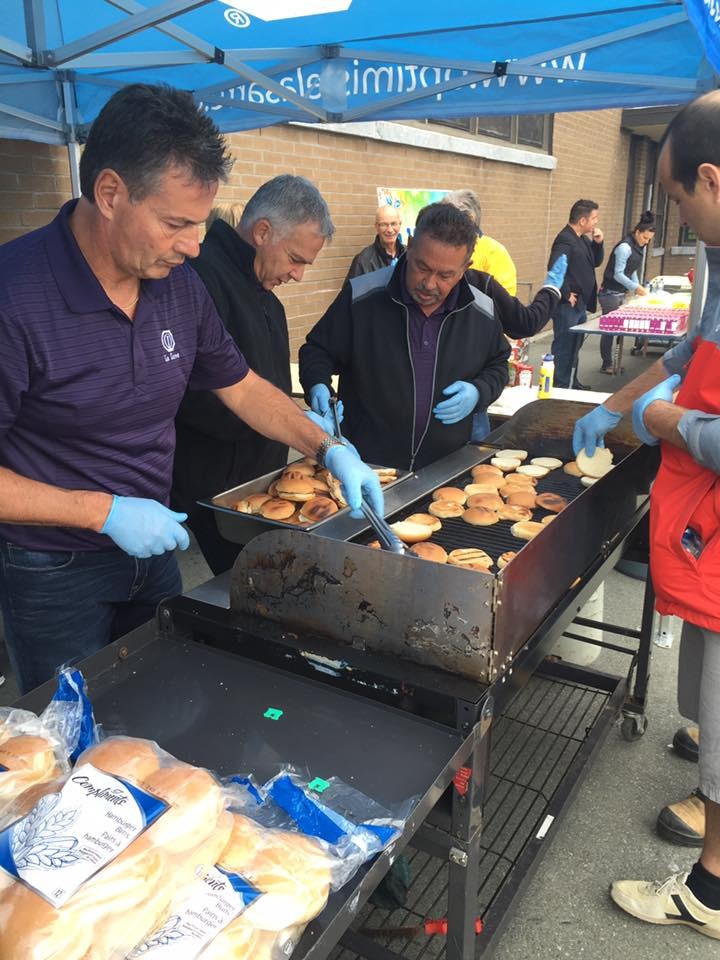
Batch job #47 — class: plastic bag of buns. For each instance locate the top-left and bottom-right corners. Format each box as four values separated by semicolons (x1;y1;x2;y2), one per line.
0;669;99;830
0;735;231;960
127;807;331;959
226;769;411;889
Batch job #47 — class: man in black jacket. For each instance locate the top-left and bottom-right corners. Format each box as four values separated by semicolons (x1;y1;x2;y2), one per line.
345;205;405;281
300;203;509;471
172;175;333;573
548;199;604;388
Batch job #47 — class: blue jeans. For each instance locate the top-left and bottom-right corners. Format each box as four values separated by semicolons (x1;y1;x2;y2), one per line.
551;301;587;388
0;541;181;694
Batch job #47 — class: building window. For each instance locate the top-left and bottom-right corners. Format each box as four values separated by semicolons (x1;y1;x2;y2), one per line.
426;114;552;152
679;225;697;245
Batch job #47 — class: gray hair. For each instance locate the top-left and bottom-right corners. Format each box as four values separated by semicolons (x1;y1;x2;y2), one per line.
443;189;482;227
239;174;335;241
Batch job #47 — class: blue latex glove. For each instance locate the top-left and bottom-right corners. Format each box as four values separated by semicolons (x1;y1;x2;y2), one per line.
324;444;384;519
632;374;682;446
544;253;567;290
309;383;331;417
304;402;343;438
101;496;189;558
433;381;480;424
572;405;622;457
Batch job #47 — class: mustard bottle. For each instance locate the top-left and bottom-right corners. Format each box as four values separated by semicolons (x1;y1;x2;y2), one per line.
538;353;554;399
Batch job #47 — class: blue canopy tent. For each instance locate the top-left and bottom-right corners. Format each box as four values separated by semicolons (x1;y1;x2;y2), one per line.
0;0;718;151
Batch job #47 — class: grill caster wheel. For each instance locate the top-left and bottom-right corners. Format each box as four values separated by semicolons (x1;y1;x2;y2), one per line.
621;714;648;741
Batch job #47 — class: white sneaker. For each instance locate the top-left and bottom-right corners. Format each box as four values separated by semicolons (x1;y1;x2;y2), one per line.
611;871;720;939
0;673;4;687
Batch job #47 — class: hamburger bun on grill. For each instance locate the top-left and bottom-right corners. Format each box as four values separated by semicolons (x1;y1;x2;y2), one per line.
490;457;521;472
535;492;568;513
428;500;465;519
464;482;501;497
299;496;338;524
448;548;494;571
274;477;316;502
463;507;498;526
563;461;583;477
516;464;549;478
541;514;556;524
432;486;467;504
511;520;545;541
496;449;528;461
466;493;504;512
576;447;614;478
374;467;399;484
581;475;598;487
390;520;434;544
497;551;517;569
409;542;448;563
471;464;504;482
530;457;562;470
406;513;442;532
260;498;296;521
368;539;381;549
499;503;533;522
505;490;536;509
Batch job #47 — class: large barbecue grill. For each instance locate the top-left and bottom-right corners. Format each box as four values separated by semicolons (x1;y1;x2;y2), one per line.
16;400;658;960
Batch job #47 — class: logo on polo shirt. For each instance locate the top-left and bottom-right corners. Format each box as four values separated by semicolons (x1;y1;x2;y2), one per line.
161;329;180;362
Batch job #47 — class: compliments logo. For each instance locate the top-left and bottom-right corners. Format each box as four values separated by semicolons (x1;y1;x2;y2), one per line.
219;0;352;27
161;329;176;353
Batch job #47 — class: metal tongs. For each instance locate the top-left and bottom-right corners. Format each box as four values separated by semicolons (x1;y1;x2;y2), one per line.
328;397;406;555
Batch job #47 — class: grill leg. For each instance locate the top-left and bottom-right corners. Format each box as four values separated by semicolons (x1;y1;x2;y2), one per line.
446;698;493;960
621;567;655;741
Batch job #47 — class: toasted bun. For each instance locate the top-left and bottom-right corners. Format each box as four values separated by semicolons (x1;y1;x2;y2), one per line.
516;464;549;478
511;520;545;541
499;503;533;522
260;498;296;521
530;457;562;470
503;473;538;485
471;464;504;482
490;457;521;471
466;493;504;512
390;520;434;544
273;477;316;502
309;477;330;493
299;496;338;524
462;506;499;526
432;486;467;504
282;462;315;477
505;490;537;509
374;467;399;483
236;492;272;514
497;551;517;569
367;539;381;549
428;500;465;519
409;541;448;563
535;492;568;513
406;513;442;532
576;447;614;478
79;737;161;783
563;460;583;476
541;514;556;524
463;482;501;497
448;548;493;571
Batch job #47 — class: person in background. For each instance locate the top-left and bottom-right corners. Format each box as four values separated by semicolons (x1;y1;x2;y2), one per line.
573;90;720;939
443;188;517;295
548;199;604;388
300;203;510;471
172;175;333;575
0;83;382;695
345;205;405;280
598;211;655;373
205;202;244;231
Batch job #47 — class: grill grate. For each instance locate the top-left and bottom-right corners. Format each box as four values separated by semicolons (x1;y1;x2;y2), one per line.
355;457;587;566
330;671;611;960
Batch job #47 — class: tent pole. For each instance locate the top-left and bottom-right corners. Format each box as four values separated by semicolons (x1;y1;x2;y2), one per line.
67;142;81;198
688;241;707;335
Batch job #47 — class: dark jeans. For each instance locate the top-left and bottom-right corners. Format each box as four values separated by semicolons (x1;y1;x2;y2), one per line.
0;541;181;694
598;290;625;370
551;301;587;388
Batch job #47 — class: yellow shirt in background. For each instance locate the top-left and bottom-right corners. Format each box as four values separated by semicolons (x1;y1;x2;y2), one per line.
470;234;517;296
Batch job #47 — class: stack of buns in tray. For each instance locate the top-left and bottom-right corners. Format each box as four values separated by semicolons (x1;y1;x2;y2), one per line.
227;459;398;528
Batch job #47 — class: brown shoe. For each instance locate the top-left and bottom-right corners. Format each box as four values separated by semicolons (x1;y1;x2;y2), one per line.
673;725;699;762
656;790;704;847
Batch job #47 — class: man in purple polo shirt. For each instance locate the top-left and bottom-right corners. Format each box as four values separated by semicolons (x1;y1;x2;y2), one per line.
299;203;510;471
0;83;382;695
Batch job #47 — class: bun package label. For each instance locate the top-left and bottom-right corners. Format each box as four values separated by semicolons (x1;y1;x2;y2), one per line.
130;865;260;958
0;761;167;907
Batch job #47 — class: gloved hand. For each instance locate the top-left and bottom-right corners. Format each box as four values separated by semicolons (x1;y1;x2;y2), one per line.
304;402;343;438
101;496;189;559
324;444;384;519
544;254;568;291
309;383;331;417
631;374;681;446
572;405;622;457
433;381;480;424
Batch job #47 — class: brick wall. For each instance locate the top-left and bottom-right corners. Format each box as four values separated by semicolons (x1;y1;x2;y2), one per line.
0;108;636;353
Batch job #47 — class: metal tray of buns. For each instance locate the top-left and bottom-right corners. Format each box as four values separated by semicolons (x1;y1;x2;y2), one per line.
200;459;410;546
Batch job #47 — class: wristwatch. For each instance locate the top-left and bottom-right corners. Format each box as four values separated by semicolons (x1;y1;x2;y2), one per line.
316;435;345;467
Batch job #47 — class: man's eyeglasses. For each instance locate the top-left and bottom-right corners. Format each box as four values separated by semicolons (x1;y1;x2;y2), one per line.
376;221;401;229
